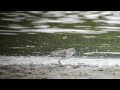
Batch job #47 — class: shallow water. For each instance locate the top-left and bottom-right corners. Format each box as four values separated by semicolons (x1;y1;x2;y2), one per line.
0;56;120;67
1;11;120;66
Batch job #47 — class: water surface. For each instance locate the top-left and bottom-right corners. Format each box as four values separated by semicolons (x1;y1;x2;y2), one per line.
0;11;120;59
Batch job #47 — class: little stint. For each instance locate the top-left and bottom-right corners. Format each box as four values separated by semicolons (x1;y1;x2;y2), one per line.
48;48;76;65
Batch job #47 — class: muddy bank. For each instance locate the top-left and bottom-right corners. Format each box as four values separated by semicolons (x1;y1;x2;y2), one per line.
0;64;120;79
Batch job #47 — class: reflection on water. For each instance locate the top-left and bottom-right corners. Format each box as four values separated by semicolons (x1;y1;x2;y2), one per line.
0;11;120;58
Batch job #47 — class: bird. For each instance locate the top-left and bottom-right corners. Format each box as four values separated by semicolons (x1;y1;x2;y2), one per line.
48;48;76;65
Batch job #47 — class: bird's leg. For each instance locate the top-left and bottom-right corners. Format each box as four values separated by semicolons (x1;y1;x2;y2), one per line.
58;60;62;65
